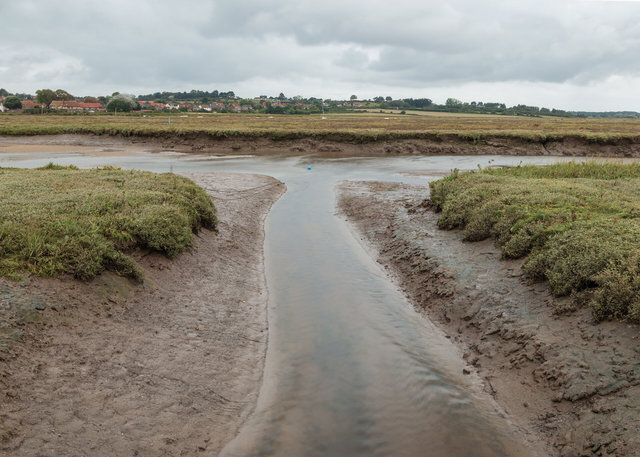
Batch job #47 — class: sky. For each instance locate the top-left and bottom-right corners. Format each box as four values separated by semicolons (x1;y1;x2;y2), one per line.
1;0;640;111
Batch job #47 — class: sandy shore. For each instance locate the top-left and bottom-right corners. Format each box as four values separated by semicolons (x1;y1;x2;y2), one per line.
0;172;285;457
337;180;640;457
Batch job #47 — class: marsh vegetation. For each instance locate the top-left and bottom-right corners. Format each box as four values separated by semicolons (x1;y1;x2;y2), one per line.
430;161;640;322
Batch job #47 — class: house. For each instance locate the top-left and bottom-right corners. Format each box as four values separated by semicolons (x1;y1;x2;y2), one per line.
21;100;44;110
0;97;5;112
164;102;180;110
50;100;105;111
139;100;166;110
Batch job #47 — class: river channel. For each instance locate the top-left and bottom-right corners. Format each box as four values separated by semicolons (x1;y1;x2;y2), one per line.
0;149;571;456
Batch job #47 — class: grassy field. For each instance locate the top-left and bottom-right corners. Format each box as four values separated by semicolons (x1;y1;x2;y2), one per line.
0;165;216;282
430;161;640;322
1;112;640;143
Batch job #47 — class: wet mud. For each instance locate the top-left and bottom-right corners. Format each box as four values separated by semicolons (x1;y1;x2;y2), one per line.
338;180;640;457
0;173;285;457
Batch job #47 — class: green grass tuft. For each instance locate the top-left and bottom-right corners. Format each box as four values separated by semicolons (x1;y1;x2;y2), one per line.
430;161;640;323
0;166;217;282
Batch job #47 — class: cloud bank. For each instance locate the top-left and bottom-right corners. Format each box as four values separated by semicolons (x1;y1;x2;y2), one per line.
1;0;640;110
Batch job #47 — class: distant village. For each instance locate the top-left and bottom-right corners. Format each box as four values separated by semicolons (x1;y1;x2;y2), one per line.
0;92;317;114
0;88;636;118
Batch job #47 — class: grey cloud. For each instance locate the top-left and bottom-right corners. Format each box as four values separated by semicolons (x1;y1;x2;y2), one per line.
1;0;640;107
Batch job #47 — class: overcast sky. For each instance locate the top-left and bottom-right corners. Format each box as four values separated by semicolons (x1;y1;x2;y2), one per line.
1;0;640;111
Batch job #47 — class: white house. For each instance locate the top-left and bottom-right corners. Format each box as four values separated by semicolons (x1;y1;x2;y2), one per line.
0;98;5;112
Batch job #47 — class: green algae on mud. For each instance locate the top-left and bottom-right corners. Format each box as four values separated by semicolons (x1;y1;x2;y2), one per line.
0;164;217;281
430;161;640;322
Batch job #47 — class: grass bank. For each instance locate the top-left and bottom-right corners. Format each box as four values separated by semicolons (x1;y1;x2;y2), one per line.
430;161;640;322
0;165;217;281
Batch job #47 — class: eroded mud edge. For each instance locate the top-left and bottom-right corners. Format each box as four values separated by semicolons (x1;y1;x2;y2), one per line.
2;133;640;158
337;180;640;457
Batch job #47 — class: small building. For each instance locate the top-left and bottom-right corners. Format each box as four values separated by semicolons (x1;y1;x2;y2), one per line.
50;100;105;111
21;100;45;110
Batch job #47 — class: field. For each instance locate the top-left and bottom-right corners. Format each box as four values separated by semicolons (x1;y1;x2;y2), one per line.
1;112;640;143
0;165;216;281
430;162;640;322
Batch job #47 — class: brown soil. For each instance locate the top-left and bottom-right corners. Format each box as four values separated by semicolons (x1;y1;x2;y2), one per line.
337;181;640;457
0;173;285;457
2;133;640;158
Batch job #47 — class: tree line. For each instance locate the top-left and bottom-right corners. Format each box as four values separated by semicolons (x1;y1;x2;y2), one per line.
2;87;638;118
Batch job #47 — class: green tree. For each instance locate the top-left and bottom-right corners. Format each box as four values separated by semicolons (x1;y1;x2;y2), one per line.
0;88;9;97
55;89;73;101
36;89;56;107
278;92;286;100
3;96;22;110
106;94;139;113
385;96;392;101
350;95;357;101
445;98;463;108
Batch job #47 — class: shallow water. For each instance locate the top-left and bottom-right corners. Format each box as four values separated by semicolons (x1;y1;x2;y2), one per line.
1;150;573;456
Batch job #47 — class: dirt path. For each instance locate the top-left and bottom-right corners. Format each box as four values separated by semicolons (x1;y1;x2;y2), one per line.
337;181;640;457
0;173;285;457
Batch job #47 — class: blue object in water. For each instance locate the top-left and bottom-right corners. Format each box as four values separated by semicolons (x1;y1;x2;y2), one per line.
307;165;312;170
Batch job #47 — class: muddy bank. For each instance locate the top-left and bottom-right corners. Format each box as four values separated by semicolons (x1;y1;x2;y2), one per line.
2;133;640;158
337;181;640;457
0;173;285;456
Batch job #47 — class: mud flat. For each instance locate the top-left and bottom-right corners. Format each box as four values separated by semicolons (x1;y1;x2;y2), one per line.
2;133;640;159
0;173;284;456
338;181;640;457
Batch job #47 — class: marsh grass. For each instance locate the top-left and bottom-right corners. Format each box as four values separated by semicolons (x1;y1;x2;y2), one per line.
1;112;640;142
0;165;217;282
430;161;640;322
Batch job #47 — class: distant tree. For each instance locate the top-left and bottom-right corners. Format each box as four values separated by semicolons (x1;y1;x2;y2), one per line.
445;98;463;108
278;92;286;100
55;89;74;101
403;98;432;108
83;96;99;103
201;96;210;104
0;88;9;97
3;96;22;110
106;94;139;112
36;89;56;107
350;95;357;101
385;96;392;101
373;96;384;103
